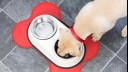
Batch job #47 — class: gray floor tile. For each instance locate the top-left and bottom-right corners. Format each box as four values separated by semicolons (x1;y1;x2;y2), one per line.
118;44;127;63
59;0;92;20
82;44;114;72
102;57;127;72
62;12;74;26
100;17;127;53
4;0;47;22
0;8;2;12
0;62;10;72
0;12;16;60
0;0;12;9
0;0;127;72
48;0;62;5
2;47;48;72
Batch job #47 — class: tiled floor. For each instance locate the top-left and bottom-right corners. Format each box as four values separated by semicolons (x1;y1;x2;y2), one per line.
0;8;2;12
0;0;127;72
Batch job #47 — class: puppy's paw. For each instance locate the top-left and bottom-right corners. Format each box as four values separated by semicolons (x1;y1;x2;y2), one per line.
122;28;127;37
92;34;101;42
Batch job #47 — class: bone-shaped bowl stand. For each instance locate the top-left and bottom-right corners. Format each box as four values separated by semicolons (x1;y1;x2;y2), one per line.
12;2;100;72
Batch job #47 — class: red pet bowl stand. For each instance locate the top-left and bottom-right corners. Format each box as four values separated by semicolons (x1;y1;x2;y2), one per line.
12;2;99;72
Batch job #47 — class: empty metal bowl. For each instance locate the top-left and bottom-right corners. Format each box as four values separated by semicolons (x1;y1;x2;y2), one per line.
31;15;57;40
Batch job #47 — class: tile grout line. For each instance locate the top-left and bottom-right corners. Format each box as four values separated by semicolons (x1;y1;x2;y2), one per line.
50;4;75;25
57;0;74;22
115;41;127;64
116;41;127;55
1;1;64;72
117;55;127;64
0;62;12;72
47;0;63;6
0;1;16;72
59;0;75;25
51;0;74;23
1;46;17;62
1;0;17;23
0;0;127;72
2;0;13;10
100;42;115;54
100;41;127;56
45;68;49;72
61;11;74;22
100;42;116;72
57;0;64;6
100;40;127;55
100;41;127;72
2;10;17;23
100;54;115;72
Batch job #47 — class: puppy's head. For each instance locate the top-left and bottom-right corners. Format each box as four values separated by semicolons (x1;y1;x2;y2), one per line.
58;28;81;57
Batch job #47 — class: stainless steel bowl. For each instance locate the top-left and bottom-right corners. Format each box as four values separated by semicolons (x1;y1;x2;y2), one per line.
31;15;57;40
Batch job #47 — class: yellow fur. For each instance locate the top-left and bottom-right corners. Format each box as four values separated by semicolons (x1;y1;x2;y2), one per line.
58;0;127;57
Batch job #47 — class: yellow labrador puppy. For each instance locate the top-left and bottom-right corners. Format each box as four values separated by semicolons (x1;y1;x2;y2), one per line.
58;0;127;57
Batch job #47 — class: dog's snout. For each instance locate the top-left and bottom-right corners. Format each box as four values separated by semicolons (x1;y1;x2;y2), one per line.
55;40;74;59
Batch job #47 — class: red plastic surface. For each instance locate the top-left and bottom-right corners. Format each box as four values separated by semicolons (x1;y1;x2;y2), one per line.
49;62;83;72
12;2;61;48
12;2;99;72
84;36;99;62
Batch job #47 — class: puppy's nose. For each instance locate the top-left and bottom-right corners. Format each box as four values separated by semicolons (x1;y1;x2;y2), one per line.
65;53;71;57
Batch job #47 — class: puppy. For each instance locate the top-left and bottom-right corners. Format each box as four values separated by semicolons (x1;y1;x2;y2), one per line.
58;0;127;57
122;25;127;37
